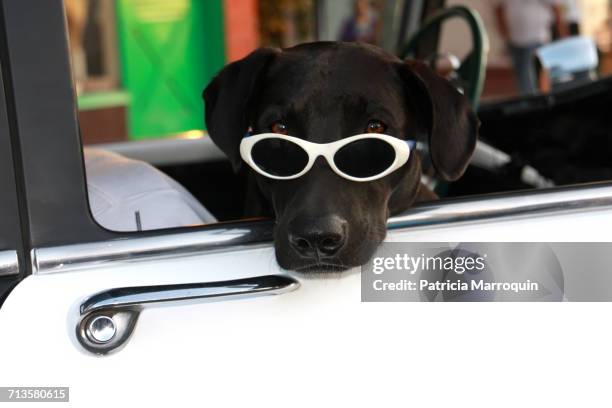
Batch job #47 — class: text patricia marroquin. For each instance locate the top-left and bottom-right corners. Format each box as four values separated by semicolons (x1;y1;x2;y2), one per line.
373;279;539;293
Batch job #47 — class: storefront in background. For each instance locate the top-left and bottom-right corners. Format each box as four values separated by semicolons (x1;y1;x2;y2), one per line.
71;0;226;143
70;0;612;144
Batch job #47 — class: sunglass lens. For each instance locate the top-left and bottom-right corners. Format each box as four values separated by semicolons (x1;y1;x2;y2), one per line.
334;139;396;178
251;138;309;177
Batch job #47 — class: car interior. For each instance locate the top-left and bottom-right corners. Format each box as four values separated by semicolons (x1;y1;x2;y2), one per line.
80;3;612;231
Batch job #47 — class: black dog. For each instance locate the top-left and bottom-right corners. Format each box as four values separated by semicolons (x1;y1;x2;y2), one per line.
204;42;478;272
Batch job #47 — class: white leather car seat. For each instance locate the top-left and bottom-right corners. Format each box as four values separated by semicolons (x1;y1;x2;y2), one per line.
84;148;216;232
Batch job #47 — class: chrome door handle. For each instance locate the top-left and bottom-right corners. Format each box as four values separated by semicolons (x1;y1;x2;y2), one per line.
76;275;299;355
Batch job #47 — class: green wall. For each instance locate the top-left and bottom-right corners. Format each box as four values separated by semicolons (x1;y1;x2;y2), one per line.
116;0;226;139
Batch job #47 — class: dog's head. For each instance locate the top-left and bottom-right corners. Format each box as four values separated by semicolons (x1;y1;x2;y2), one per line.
204;42;478;272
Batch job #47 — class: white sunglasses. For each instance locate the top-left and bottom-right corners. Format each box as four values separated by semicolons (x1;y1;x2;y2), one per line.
239;133;415;182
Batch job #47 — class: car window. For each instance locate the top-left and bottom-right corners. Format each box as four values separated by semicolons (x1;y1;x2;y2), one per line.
68;0;612;233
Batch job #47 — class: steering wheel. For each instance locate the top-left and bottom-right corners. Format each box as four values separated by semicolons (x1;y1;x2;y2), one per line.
399;5;488;109
397;6;554;193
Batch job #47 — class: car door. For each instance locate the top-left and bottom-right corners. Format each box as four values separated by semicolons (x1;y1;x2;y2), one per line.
2;1;612;407
3;187;612;407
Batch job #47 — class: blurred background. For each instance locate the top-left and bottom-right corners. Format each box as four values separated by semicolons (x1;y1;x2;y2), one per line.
66;0;612;145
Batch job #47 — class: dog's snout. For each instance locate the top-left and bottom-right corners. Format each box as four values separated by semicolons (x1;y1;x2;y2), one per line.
288;215;348;258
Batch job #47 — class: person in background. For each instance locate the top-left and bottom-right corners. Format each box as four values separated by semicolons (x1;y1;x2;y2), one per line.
338;0;380;44
495;0;568;94
561;0;581;36
553;0;581;39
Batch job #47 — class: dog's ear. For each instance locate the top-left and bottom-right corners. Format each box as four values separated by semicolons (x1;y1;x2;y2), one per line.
203;48;279;172
398;59;479;181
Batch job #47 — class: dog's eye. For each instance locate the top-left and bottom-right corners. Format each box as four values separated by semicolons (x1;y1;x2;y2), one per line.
366;120;387;134
271;122;289;135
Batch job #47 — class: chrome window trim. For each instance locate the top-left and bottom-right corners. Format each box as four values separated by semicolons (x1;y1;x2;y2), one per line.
387;180;612;229
0;250;19;277
31;181;612;275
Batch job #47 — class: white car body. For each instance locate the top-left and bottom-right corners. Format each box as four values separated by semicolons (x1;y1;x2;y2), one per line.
2;185;612;406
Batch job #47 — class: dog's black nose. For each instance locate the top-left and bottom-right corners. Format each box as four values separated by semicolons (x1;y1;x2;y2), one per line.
288;215;347;258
